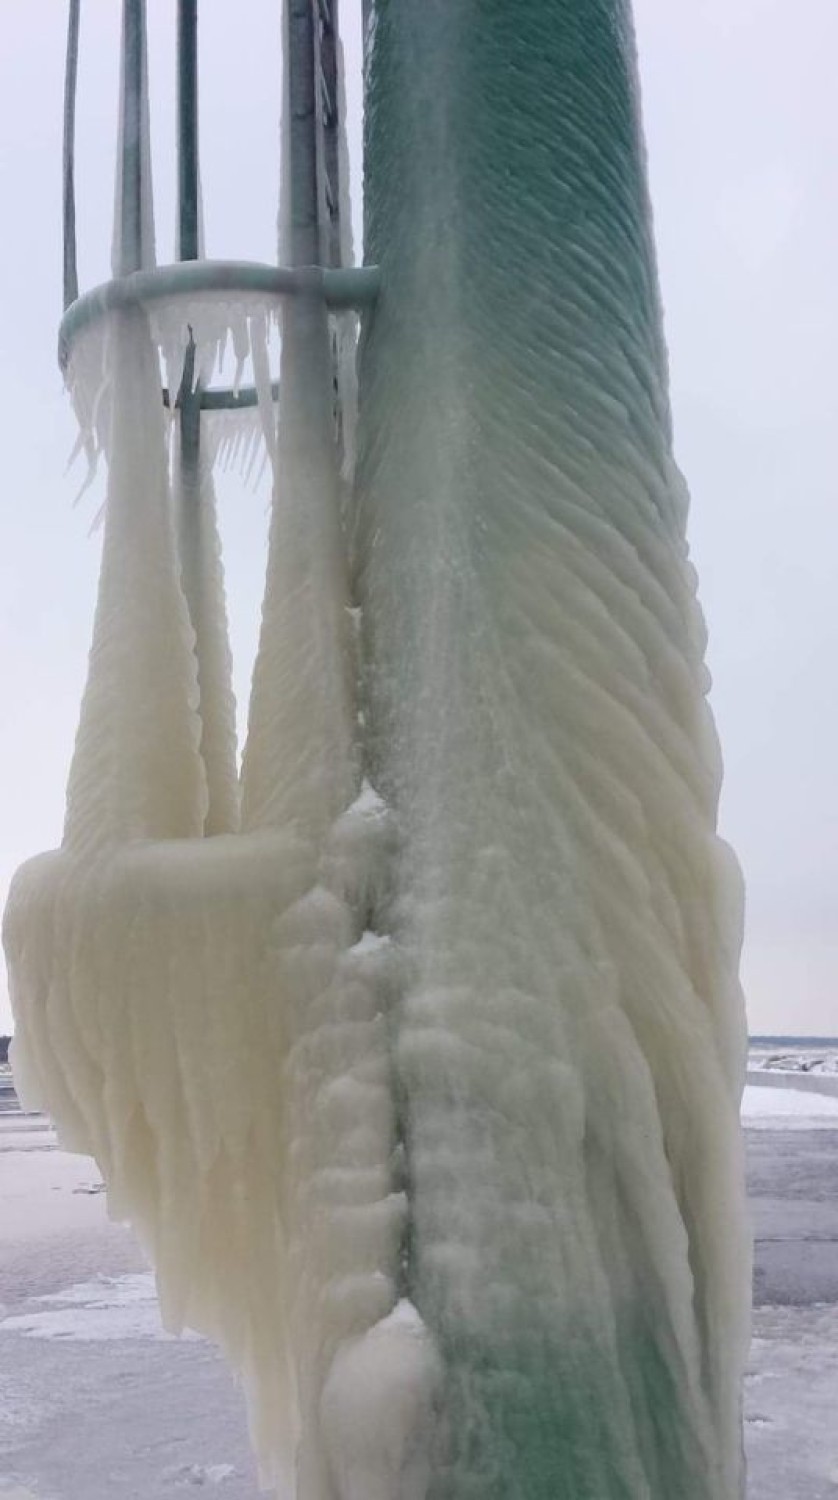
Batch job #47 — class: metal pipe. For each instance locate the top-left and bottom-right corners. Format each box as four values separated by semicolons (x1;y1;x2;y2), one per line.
62;0;81;310
174;0;208;824
177;0;200;262
286;0;320;266
316;0;342;269
118;0;146;275
162;382;280;412
58;260;381;369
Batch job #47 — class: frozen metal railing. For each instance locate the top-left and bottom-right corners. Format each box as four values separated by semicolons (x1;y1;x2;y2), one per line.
58;0;376;403
58;0;374;807
58;262;378;375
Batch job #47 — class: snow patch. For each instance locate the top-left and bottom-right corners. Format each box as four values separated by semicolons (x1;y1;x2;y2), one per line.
741;1085;838;1126
0;1274;200;1344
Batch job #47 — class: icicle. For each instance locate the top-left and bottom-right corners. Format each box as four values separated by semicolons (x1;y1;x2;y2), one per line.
247;312;278;489
232;308;249;398
3;287;368;1494
240;291;355;838
171;426;240;836
64;307;206;854
4;3;375;1493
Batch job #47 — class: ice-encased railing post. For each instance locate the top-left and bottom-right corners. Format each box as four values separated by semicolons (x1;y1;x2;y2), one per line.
4;259;399;1500
352;2;750;1498
4;4;415;1494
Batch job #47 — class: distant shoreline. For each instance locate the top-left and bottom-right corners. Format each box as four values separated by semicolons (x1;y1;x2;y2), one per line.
750;1035;838;1045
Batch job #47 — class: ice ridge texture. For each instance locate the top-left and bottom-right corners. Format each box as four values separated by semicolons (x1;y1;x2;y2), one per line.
350;2;749;1498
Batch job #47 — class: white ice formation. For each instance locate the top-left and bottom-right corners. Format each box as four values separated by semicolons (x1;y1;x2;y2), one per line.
4;2;749;1498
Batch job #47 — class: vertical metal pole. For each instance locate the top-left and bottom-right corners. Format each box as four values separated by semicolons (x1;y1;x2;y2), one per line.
313;0;347;466
177;0;200;262
175;0;200;515
119;0;146;275
316;0;342;269
176;0;200;409
286;0;320;267
62;0;80;309
174;0;210;828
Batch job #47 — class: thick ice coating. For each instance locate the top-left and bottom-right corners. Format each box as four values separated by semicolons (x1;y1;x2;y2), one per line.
350;1;749;1497
5;288;402;1494
4;2;749;1498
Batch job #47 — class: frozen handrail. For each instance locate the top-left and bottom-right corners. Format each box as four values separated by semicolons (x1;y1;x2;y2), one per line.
59;0;379;405
57;259;380;375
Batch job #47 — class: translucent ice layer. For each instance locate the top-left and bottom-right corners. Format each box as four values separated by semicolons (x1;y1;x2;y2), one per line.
350;1;750;1497
5;289;402;1495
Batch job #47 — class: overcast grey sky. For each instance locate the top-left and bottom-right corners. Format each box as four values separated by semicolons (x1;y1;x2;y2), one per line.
1;2;836;1037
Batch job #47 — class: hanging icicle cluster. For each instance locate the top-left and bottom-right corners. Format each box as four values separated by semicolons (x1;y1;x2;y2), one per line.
6;5;416;1492
64;294;283;496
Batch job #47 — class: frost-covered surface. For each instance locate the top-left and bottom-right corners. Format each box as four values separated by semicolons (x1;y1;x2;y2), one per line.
4;1;749;1497
66;296;283;492
352;2;748;1497
6;4;399;1489
3;285;398;1494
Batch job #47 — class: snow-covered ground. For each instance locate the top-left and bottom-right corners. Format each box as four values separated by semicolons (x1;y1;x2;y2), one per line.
742;1083;838;1127
0;1118;260;1498
2;1090;838;1498
744;1082;838;1500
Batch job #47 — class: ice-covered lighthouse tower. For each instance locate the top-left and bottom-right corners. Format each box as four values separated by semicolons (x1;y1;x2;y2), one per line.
5;2;750;1498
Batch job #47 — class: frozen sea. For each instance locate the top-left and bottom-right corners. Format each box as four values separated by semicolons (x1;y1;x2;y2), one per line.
1;1063;838;1499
